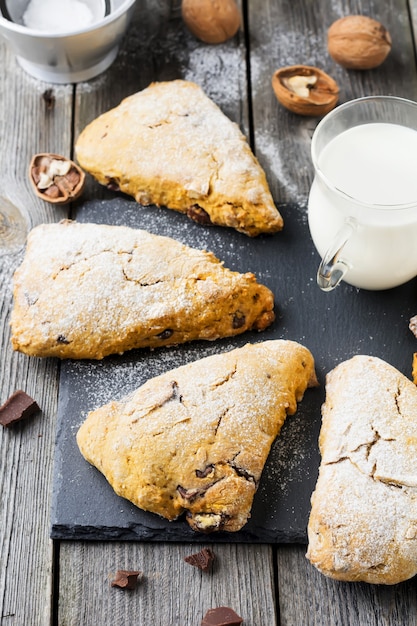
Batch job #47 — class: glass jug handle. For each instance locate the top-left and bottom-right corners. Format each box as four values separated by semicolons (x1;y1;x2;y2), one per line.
317;218;357;291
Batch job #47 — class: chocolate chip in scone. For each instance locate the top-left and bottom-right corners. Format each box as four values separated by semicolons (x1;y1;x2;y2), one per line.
177;485;204;502
232;311;246;329
196;464;215;478
57;335;70;344
187;204;212;225
229;462;255;484
201;606;243;626
184;547;215;571
156;329;174;340
0;390;40;427
105;177;120;192
111;570;143;590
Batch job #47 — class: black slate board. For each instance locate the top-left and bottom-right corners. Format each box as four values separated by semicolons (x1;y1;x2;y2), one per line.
50;197;417;542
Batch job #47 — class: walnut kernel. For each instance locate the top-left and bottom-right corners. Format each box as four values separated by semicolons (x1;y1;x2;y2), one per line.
272;65;339;116
29;153;85;205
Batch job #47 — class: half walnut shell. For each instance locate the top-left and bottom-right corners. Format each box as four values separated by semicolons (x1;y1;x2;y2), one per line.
272;65;339;116
29;153;86;205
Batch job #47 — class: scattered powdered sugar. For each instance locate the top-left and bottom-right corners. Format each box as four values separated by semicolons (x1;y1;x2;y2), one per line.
253;28;325;75
182;44;246;122
261;409;318;498
254;130;312;211
248;15;328;211
249;49;317;210
76;198;276;284
0;252;23;304
67;337;245;430
0;195;28;295
138;13;247;123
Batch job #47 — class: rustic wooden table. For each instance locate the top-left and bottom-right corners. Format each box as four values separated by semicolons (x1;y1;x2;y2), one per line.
2;0;417;624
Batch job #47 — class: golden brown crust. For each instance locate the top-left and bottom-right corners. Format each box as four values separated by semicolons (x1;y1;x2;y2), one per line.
75;80;283;237
10;221;275;360
412;353;417;385
307;355;417;584
76;340;317;532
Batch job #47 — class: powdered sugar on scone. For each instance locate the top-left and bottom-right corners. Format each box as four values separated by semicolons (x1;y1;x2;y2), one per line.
307;355;417;584
75;80;283;237
77;340;317;533
10;221;275;359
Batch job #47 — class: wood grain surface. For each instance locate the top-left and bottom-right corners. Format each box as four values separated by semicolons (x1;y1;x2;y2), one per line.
1;1;417;625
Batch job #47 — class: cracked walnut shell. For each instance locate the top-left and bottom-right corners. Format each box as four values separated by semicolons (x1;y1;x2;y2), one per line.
272;65;339;116
29;153;85;205
328;15;392;70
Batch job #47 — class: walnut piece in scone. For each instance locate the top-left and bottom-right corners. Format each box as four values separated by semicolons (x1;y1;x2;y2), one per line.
77;340;317;533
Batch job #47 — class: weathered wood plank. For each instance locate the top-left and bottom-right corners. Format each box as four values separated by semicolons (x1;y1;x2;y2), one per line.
59;542;276;626
0;44;73;626
277;545;417;626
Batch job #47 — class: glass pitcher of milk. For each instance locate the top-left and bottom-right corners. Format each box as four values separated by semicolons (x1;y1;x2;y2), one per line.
308;96;417;291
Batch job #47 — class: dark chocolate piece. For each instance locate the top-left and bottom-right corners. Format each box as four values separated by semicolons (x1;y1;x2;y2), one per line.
110;570;142;590
232;312;246;329
187;204;212;225
201;607;243;626
105;177;120;192
0;390;40;427
156;329;174;340
195;464;214;479
184;547;215;571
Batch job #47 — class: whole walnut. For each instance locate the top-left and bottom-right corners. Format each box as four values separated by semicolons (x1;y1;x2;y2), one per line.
328;15;391;70
182;0;241;44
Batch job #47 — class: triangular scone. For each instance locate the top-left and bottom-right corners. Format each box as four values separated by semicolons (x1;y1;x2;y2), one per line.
75;80;283;237
77;340;317;533
10;221;275;360
307;355;417;585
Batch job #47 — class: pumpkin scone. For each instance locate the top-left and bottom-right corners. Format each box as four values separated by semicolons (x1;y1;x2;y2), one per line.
10;220;275;360
77;340;317;532
307;355;417;585
75;80;283;237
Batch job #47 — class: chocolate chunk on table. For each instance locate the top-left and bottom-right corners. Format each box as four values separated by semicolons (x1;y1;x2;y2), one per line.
0;390;40;427
110;570;143;590
201;607;243;625
184;547;215;571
